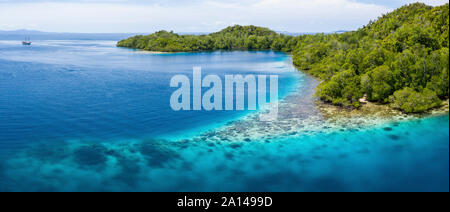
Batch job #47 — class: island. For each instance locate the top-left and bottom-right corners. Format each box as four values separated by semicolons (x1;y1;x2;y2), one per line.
118;3;449;114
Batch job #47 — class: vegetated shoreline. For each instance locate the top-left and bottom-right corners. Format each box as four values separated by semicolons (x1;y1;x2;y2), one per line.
133;49;181;54
316;95;449;124
297;67;450;121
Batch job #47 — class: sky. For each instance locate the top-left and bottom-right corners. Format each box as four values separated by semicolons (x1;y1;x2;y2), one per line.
0;0;448;33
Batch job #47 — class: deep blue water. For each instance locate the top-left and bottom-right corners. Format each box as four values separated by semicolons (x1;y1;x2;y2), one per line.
0;36;448;192
0;39;299;145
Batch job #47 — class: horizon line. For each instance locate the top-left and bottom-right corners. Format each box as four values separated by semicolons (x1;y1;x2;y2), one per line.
0;28;346;35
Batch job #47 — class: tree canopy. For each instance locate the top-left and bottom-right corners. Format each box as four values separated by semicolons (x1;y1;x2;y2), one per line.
117;25;300;52
292;3;448;112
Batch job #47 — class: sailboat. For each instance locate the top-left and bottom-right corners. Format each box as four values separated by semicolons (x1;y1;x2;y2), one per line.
22;37;32;45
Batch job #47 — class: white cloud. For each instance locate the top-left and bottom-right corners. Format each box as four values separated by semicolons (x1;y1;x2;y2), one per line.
0;0;443;33
402;0;448;6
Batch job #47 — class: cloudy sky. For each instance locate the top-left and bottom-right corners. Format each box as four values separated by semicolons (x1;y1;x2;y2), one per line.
0;0;448;33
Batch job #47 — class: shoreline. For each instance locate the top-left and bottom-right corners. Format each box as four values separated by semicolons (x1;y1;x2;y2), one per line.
317;97;449;122
136;50;174;54
293;63;450;119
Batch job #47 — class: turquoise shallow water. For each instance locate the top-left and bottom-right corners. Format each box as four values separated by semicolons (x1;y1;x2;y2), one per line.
0;115;447;192
0;36;448;192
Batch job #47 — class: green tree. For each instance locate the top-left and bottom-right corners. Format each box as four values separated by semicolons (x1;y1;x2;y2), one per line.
389;87;442;113
362;65;395;102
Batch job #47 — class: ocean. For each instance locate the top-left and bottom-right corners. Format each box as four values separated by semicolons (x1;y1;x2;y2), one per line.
0;35;448;191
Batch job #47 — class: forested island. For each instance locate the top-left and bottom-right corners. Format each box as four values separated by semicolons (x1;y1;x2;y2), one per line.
118;3;449;114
